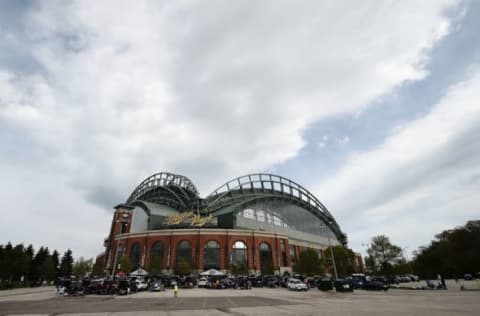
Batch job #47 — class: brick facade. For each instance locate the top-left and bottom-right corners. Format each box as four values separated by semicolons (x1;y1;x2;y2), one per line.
104;209;345;276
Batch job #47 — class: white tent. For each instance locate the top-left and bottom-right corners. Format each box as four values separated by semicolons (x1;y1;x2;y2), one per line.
200;269;225;276
129;268;148;277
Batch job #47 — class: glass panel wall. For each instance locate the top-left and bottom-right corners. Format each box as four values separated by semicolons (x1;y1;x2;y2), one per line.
176;240;192;270
204;240;220;270
149;241;164;274
289;244;297;268
235;200;339;245
231;241;248;274
280;239;287;267
130;243;141;270
259;242;273;274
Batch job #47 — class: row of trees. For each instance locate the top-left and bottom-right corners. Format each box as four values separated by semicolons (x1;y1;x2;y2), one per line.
294;246;358;277
412;221;480;278
0;242;103;288
362;221;479;278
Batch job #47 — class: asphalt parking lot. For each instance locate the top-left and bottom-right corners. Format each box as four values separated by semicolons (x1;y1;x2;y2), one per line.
0;283;479;316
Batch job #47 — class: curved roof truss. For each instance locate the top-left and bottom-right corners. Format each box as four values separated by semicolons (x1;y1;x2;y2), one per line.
126;172;199;209
205;173;346;244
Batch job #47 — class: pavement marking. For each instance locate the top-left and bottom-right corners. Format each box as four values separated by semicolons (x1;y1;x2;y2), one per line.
226;296;238;307
170;297;184;308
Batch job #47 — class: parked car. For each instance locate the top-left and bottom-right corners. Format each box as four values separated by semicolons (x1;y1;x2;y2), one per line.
364;277;389;291
248;276;264;288
237;277;252;290
117;280;130;295
264;276;280;288
287;278;308;291
351;274;367;289
318;277;334;291
464;274;473;280
135;279;148;291
334;278;354;292
149;281;165;291
198;278;208;288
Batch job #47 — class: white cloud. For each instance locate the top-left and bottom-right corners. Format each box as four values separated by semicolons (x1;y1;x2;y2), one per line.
337;136;350;144
315;67;480;254
0;0;461;257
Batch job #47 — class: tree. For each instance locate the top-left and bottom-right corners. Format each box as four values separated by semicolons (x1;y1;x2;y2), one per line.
60;249;74;277
176;257;191;276
147;254;163;275
231;261;248;276
0;242;61;288
42;256;56;281
412;221;480;278
73;257;93;276
92;256;105;276
366;235;403;275
260;256;274;275
51;250;60;278
118;255;132;274
296;249;324;275
324;246;356;277
31;246;49;282
391;259;413;275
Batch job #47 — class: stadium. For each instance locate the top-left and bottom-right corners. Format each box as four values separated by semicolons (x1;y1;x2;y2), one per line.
103;172;347;275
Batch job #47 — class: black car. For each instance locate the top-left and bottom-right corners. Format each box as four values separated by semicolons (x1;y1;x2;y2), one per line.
318;278;334;291
263;276;280;288
117;280;130;295
364;277;389;291
351;274;367;289
248;276;263;288
334;278;354;292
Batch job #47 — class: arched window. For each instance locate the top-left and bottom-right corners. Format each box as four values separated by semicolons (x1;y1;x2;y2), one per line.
130;243;141;270
203;240;220;270
259;242;273;274
149;241;164;274
232;241;248;274
289;244;297;267
175;240;192;270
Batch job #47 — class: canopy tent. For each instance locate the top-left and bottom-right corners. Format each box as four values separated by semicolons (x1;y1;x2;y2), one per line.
129;268;148;277
200;269;225;276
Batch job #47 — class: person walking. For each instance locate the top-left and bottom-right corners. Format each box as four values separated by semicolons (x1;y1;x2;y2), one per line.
173;284;178;298
440;275;447;290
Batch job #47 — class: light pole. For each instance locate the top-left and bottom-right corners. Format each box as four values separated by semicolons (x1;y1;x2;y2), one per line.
327;232;338;280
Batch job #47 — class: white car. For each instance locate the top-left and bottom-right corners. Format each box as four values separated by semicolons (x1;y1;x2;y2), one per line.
198;278;208;288
135;279;148;290
287;278;308;291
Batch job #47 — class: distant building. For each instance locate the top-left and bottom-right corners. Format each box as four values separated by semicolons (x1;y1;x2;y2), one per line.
354;253;365;273
103;172;347;275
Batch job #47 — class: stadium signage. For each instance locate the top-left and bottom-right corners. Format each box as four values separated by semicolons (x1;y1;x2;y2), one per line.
165;212;214;227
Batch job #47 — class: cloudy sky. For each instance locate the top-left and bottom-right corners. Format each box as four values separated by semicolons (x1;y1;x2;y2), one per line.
1;0;479;260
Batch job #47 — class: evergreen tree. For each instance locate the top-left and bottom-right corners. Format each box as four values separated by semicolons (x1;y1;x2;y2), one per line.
25;245;34;284
51;250;60;278
59;249;74;277
42;256;56;281
0;242;62;288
